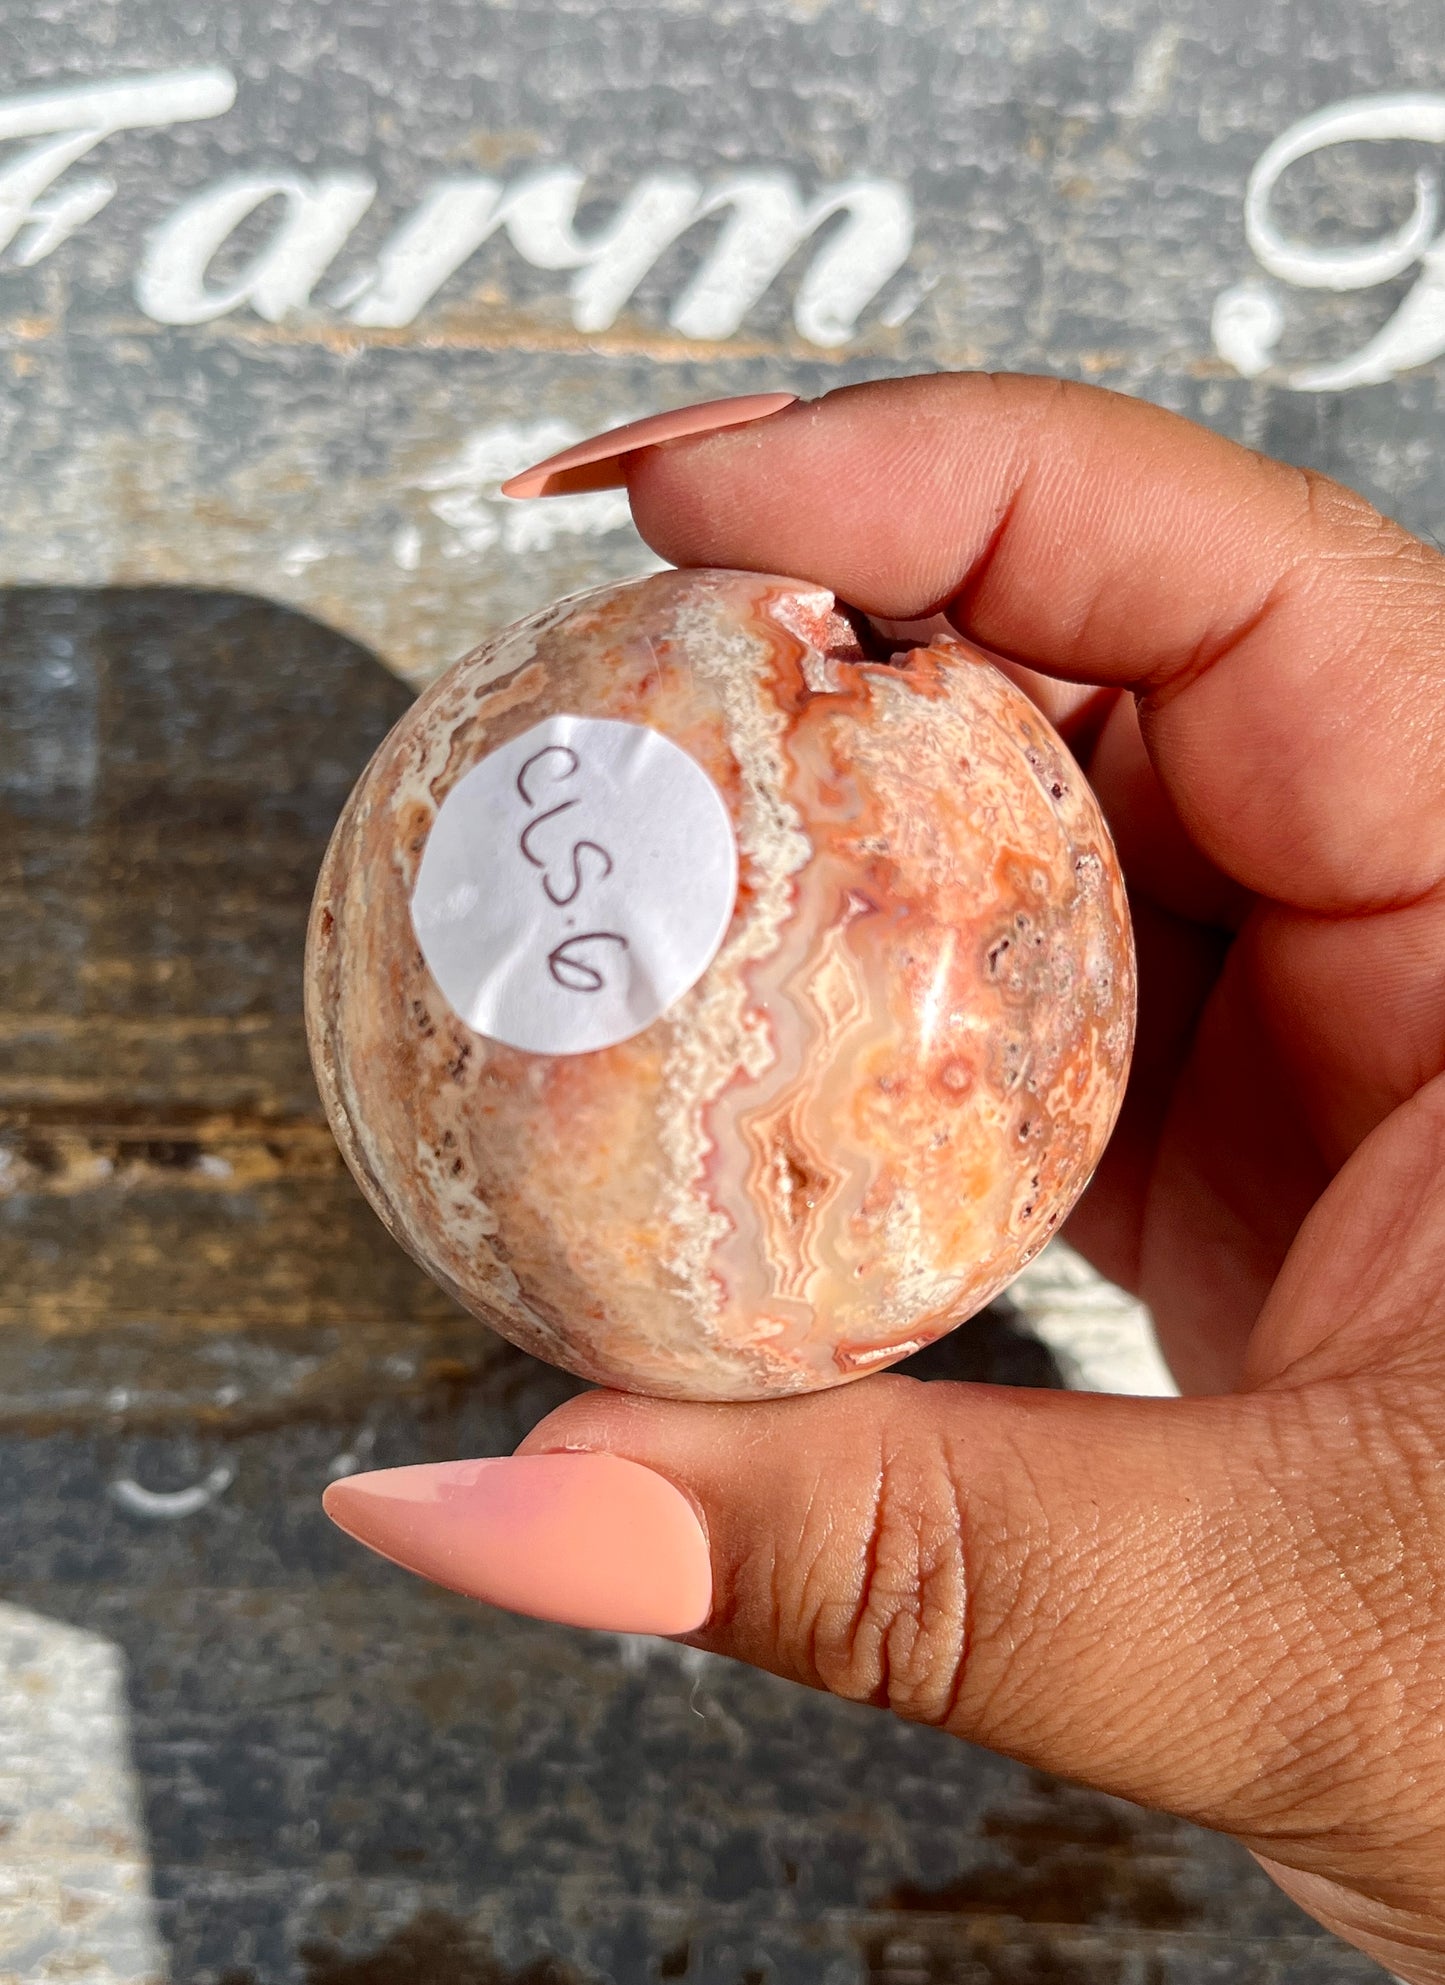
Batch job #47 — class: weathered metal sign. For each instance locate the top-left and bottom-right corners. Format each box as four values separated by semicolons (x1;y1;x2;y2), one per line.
4;1;1444;685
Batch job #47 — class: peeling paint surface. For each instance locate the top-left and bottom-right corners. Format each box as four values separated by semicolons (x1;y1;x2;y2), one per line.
0;0;1431;1978
3;0;1445;684
0;1605;165;1984
0;544;1377;1985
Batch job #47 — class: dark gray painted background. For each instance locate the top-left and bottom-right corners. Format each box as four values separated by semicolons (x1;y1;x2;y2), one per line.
2;0;1444;677
1;2;1439;1980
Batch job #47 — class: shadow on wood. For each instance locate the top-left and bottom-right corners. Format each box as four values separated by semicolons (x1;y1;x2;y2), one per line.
0;585;548;1432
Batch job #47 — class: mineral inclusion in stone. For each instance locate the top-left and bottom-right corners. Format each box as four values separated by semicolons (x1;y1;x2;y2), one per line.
305;568;1136;1401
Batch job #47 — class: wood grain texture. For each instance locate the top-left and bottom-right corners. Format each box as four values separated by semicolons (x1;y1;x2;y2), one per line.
2;0;1444;684
1;0;1430;1968
0;588;1380;1981
0;589;490;1432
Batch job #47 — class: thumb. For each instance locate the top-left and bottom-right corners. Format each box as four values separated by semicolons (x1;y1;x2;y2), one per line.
512;1371;1387;1844
320;1087;1445;1958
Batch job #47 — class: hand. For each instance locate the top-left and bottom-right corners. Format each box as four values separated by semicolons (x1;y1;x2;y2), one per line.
334;374;1445;1979
536;375;1445;1977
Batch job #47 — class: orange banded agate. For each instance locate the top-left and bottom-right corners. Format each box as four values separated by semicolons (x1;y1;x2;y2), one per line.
305;568;1135;1401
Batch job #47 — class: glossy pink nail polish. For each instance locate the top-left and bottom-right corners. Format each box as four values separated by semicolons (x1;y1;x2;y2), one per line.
322;1452;712;1635
500;391;799;497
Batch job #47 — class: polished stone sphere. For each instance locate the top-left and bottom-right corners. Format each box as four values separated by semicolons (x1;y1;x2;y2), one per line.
305;568;1135;1401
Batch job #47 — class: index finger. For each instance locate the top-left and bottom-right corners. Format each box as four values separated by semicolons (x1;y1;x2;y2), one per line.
626;372;1445;914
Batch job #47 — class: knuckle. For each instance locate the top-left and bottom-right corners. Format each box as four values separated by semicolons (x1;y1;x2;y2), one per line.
1291;465;1445;604
1291;461;1385;537
801;1383;970;1728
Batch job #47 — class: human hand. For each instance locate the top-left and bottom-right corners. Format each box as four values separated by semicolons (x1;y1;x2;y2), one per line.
329;375;1445;1979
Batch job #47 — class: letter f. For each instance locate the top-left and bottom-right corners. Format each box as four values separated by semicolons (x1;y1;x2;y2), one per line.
0;68;235;265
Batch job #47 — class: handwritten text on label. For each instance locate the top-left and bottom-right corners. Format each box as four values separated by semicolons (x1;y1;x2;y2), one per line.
410;716;738;1057
513;741;630;996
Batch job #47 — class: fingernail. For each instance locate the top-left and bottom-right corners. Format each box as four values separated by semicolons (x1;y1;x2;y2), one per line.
322;1452;712;1635
500;391;799;498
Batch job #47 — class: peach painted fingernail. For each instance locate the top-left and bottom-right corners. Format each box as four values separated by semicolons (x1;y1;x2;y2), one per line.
322;1452;712;1635
500;391;799;498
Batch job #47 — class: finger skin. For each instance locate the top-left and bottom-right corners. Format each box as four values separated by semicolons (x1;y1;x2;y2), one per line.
517;1066;1445;1974
535;373;1445;1976
518;1345;1445;1971
1135;925;1332;1391
628;372;1445;914
626;370;1445;1372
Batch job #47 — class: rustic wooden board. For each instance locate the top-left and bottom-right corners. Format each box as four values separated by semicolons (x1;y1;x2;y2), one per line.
0;589;490;1433
5;0;1435;1971
0;587;1385;1983
2;0;1445;687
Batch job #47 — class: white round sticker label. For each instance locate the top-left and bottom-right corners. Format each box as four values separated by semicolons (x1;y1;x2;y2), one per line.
410;715;739;1055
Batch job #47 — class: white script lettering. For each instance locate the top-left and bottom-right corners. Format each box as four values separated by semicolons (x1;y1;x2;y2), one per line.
0;68;235;266
136;171;377;323
1213;92;1445;391
0;67;914;349
274;164;912;346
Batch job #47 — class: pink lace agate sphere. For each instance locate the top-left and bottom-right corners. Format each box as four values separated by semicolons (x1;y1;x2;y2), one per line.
305;568;1135;1401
